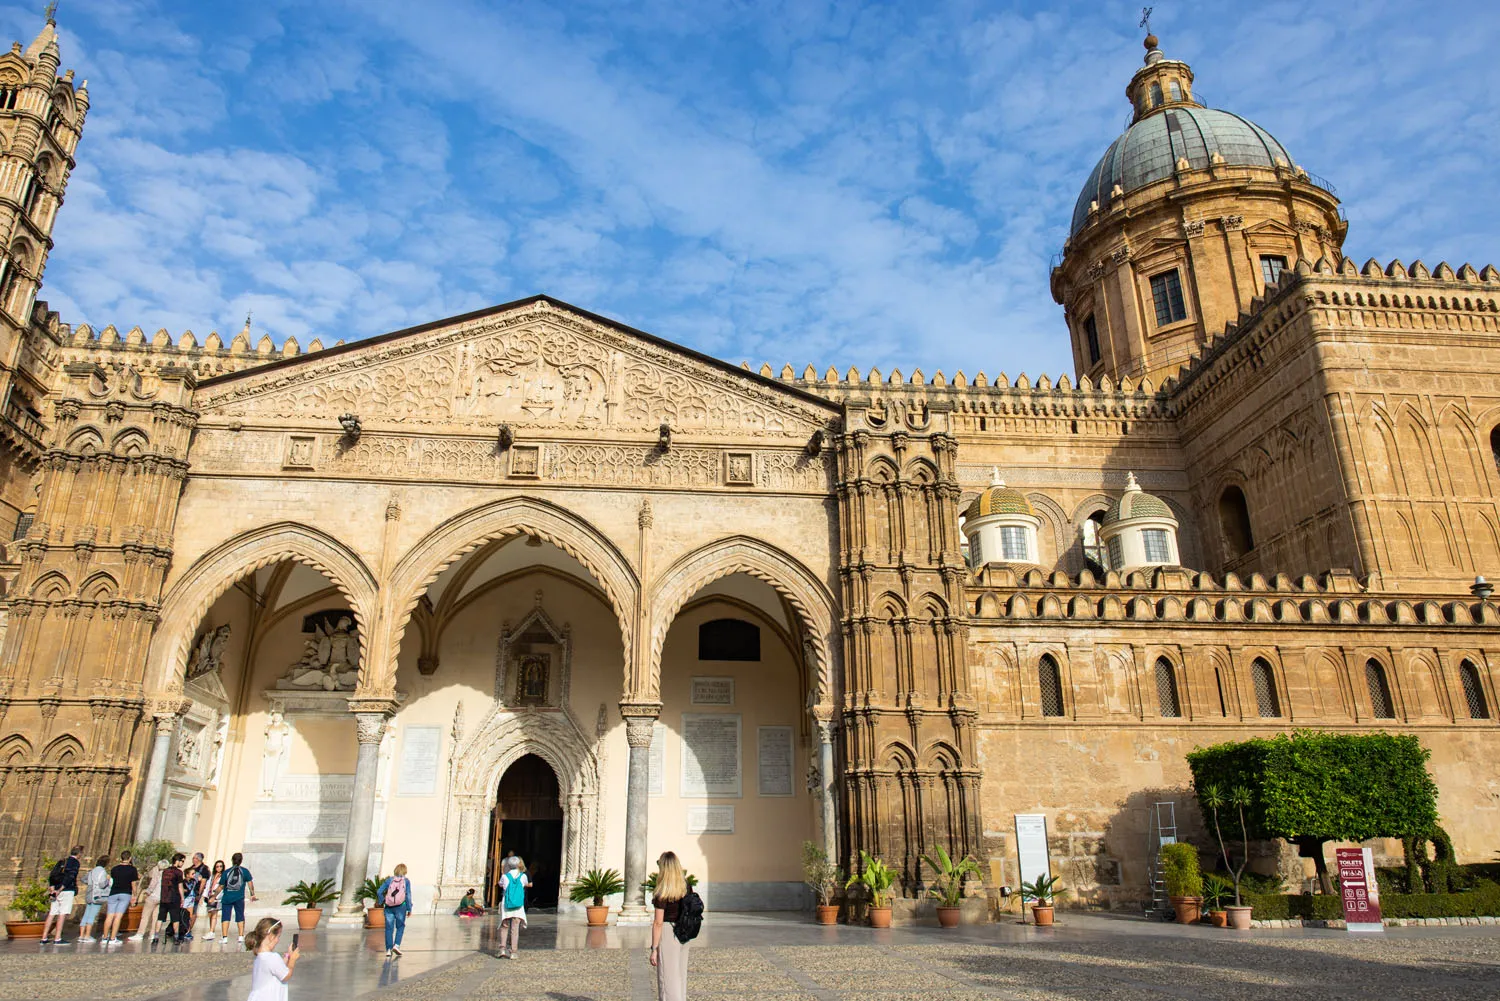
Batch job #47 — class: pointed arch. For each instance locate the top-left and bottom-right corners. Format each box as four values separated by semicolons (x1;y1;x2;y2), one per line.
28;570;70;599
381;495;639;695
147;522;378;695
1365;659;1396;719
647;535;838;706
41;734;84;764
78;572;118;602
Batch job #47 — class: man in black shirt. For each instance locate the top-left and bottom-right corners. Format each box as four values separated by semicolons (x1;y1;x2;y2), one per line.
184;851;211;939
101;850;139;946
41;844;83;945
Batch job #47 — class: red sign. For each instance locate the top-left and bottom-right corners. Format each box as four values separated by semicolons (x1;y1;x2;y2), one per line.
1336;847;1383;931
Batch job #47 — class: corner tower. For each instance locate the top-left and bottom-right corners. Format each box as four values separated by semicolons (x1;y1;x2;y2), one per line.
1050;32;1344;385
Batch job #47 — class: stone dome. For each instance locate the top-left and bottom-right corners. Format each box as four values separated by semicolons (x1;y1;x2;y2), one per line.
1070;106;1294;237
1103;473;1176;526
965;470;1034;520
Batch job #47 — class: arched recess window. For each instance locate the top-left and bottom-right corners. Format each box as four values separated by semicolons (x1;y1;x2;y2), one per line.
1219;486;1255;559
1082;509;1109;573
1155;658;1182;717
1459;660;1490;719
1150;82;1163;107
1365;660;1395;719
1491;426;1500;477
697;618;760;661
1251;658;1281;718
1168;80;1182;100
1039;655;1065;717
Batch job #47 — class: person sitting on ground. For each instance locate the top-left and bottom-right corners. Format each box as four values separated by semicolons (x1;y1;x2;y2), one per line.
78;855;111;943
455;888;484;917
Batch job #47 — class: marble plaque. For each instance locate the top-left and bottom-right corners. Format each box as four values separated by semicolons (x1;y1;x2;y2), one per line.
757;726;795;797
691;677;735;705
649;722;666;797
680;713;741;798
397;725;442;797
687;805;735;834
274;773;354;801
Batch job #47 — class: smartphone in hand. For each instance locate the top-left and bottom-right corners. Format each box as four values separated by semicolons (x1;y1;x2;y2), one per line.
291;933;299;951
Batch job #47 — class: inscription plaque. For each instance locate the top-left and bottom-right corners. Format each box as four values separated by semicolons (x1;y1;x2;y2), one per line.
687;805;735;834
649;721;666;797
757;726;795;797
680;713;741;798
396;725;442;797
691;677;735;705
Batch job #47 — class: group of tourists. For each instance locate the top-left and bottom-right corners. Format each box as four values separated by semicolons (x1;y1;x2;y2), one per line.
38;844;257;947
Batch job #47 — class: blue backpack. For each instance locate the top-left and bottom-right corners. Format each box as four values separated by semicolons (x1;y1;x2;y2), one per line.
503;873;526;910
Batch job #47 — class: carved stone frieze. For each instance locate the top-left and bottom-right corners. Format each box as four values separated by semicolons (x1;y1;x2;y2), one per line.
194;305;833;439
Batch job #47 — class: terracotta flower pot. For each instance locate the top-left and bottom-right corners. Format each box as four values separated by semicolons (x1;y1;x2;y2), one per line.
1225;905;1253;930
5;919;45;939
815;905;838;925
936;905;961;928
585;905;610;927
122;905;143;934
1169;896;1202;924
1208;910;1227;928
1031;904;1054;926
364;906;386;929
868;906;892;928
296;907;323;930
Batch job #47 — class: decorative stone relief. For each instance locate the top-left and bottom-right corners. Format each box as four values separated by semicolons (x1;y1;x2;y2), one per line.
278;615;359;692
725;452;753;485
509;444;540;477
1182;219;1206;237
283;435;316;470
495;592;570;709
184;624;230;680
1220;214;1245;230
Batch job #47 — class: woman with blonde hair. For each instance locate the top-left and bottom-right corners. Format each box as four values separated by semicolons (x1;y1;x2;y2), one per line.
650;852;691;1000
377;863;413;958
497;855;528;959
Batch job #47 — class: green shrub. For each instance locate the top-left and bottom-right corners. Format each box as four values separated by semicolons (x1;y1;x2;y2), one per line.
1160;843;1202;897
1247;879;1500;921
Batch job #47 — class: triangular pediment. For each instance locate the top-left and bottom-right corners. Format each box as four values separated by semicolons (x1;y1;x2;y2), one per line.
195;296;837;440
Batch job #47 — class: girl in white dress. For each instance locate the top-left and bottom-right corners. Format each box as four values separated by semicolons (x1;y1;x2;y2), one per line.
498;856;529;959
245;917;300;1001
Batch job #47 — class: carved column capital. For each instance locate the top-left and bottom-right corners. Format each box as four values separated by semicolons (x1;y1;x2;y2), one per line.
147;696;192;725
815;718;839;744
620;702;662;747
353;712;388;745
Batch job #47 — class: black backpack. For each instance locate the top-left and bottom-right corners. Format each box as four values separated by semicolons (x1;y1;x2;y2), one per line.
673;890;704;943
47;858;68;888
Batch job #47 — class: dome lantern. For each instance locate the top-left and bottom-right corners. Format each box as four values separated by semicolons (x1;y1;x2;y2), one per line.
963;468;1040;568
1099;472;1180;572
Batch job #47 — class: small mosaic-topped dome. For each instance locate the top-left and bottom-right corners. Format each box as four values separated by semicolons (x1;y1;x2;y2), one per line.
1103;472;1176;525
965;469;1035;520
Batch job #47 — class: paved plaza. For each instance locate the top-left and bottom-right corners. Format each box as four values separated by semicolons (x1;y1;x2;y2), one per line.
0;912;1497;1001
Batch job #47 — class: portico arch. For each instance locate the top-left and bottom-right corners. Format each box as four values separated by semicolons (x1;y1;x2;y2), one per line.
374;496;639;694
147;522;378;697
645;535;839;706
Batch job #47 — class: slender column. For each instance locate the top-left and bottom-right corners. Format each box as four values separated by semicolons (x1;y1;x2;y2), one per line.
817;718;838;863
132;713;177;842
334;708;391;918
618;705;660;923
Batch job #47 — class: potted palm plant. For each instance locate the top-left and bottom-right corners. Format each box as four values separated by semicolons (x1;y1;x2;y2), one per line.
1019;874;1065;926
845;850;897;928
923;845;980;928
283;878;339;929
569;868;625;926
801;841;841;925
1198;782;1255;930
5;871;50;938
358;876;385;928
1201;873;1233;927
1160;842;1203;924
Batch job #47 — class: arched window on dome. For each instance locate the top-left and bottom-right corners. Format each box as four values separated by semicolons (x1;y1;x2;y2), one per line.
1365;659;1395;719
1149;82;1163;107
1155;658;1182;718
1169;80;1182;101
1459;660;1490;720
1251;659;1281;718
1219;486;1255;559
1038;655;1065;717
1082;509;1109;574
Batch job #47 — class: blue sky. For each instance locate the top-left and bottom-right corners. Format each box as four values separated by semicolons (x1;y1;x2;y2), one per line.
12;0;1500;378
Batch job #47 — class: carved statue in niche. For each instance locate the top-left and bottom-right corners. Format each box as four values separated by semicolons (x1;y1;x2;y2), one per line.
261;710;292;798
186;624;231;680
516;654;550;706
210;713;230;787
176;724;199;770
280;615;359;691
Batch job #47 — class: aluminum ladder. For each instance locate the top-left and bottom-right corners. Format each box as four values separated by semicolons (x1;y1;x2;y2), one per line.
1144;801;1177;920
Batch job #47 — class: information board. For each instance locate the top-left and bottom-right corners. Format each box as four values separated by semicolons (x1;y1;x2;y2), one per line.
396;725;442;797
1014;813;1051;890
1337;846;1383;932
757;726;794;797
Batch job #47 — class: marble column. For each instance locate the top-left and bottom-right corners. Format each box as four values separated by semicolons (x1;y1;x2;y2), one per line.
132;714;177;842
334;710;390;918
817;718;839;862
618;706;659;923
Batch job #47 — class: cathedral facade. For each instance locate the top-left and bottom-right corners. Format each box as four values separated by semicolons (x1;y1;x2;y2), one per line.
0;20;1496;917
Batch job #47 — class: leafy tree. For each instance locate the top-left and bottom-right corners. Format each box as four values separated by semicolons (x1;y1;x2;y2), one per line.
1187;731;1438;895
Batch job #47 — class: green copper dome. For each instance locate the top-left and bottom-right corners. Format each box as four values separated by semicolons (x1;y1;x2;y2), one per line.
1103;473;1177;525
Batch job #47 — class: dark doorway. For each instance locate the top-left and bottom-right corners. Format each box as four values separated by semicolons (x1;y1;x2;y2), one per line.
485;753;563;908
